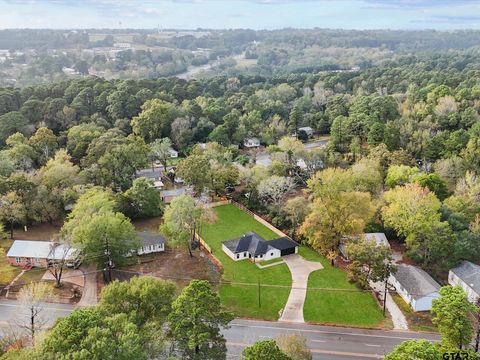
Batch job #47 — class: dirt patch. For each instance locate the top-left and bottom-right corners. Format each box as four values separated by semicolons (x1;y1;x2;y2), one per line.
97;248;222;294
132;217;163;232
7;280;82;304
12;223;61;241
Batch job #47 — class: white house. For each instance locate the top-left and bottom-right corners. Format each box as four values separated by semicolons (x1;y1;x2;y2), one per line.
449;261;480;303
389;264;440;312
168;149;179;158
243;137;260;148
339;233;390;260
137;231;165;255
222;231;298;262
298;126;314;137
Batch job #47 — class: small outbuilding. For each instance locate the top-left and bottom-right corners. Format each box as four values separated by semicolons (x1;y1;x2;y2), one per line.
243;137;260;148
339;233;390;260
298;126;314;137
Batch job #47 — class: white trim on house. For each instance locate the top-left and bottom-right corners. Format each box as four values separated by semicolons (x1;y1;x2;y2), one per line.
389;265;440;312
448;261;480;303
243;137;260;148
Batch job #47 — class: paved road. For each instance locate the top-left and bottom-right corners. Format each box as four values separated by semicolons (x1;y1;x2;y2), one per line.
0;299;74;330
225;319;440;360
0;300;439;359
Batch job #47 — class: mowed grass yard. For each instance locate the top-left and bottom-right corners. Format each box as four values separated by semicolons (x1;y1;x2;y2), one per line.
201;204;384;326
0;239;22;287
200;204;291;320
300;247;384;327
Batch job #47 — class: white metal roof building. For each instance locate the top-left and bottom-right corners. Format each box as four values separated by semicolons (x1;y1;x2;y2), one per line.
7;240;78;261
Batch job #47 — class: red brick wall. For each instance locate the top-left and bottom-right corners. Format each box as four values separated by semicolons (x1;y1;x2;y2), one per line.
8;257;48;268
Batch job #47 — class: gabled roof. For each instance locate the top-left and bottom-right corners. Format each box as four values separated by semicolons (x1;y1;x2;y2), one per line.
136;168;161;179
450;261;480;295
223;232;298;256
364;233;390;248
268;237;298;251
7;240;53;259
392;264;440;300
137;231;165;247
223;231;268;256
6;240;78;261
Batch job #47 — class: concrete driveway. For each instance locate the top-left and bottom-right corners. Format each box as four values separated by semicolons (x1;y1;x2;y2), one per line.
77;264;98;306
279;254;323;323
42;269;85;287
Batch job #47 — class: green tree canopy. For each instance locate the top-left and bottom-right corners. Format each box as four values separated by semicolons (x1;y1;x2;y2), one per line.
168;280;233;359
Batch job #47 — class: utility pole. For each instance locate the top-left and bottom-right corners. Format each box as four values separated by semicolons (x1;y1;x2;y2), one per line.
104;236;112;283
383;274;388;316
258;276;261;308
475;299;480;352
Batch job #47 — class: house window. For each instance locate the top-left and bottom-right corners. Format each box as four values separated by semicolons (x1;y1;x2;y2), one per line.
236;254;239;259
270;252;274;256
15;257;21;264
36;258;41;264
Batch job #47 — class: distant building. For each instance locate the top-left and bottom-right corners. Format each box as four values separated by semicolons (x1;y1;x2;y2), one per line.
62;67;78;75
160;187;190;203
222;231;298;262
389;264;440;312
137;231;165;255
298;126;314;137
243;137;260;148
339;233;390;260
153;179;164;189
7;240;80;268
449;261;480;303
114;42;132;49
168;149;178;158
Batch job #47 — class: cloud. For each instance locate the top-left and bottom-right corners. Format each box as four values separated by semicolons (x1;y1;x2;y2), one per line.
412;15;480;24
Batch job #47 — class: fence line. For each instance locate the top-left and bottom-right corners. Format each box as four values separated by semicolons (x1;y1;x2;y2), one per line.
194;231;223;270
229;200;290;239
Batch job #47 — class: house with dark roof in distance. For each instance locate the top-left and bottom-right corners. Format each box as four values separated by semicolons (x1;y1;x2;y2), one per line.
389;264;440;312
137;231;165;255
449;261;480;303
222;231;298;262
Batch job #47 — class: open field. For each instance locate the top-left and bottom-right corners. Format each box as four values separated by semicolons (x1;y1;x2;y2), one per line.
200;204;291;320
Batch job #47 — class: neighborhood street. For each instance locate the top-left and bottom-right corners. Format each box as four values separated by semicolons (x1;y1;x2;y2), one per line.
0;299;439;360
225;319;440;360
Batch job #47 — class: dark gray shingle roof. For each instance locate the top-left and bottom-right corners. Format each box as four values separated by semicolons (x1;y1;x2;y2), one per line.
137;231;165;247
223;232;297;256
451;261;480;295
393;264;440;300
268;237;298;251
223;231;268;256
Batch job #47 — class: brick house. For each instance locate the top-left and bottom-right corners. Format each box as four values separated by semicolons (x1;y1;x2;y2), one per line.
7;240;79;268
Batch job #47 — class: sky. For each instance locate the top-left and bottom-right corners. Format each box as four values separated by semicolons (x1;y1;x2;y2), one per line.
1;0;480;30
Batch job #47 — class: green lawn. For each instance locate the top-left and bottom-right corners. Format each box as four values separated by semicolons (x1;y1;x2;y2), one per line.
200;205;384;326
200;204;291;320
0;239;22;287
300;247;384;327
